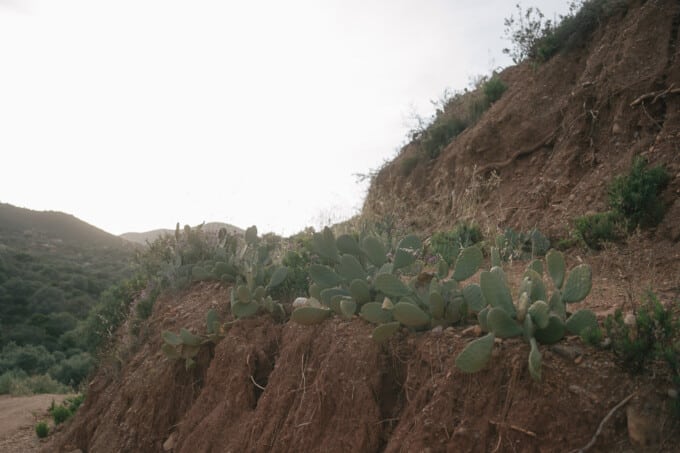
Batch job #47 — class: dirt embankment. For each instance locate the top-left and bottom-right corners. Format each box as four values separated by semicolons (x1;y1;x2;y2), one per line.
364;0;680;251
42;276;679;453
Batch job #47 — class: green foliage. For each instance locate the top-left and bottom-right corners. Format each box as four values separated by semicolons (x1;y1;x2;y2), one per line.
455;249;597;380
421;115;468;159
400;156;421;177
605;292;679;374
483;75;507;104
429;223;483;265
0;370;69;396
503;1;631;64
495;228;550;261
608;157;670;229
574;211;623;249
35;421;49;438
50;403;72;425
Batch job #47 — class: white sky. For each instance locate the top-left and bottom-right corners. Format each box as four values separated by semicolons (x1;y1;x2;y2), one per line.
0;0;571;236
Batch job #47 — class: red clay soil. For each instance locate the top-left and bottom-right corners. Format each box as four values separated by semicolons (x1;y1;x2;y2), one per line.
42;275;680;453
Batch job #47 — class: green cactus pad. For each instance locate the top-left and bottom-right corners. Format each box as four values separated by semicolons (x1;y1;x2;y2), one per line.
565;309;598;335
360;302;393;324
268;266;289;289
206;309;219;335
339;298;357;320
180;344;200;359
455;332;495;373
445;296;466;324
527;259;543;276
428;291;445;319
236;285;251;304
490;247;502;268
517;291;530;322
393;235;422;271
523;314;535;342
534;314;566;344
253;286;266;301
231;301;260;319
377;263;394;275
180;328;202;346
528;300;550;329
437;258;449;279
487;307;523;338
371;322;401;343
480;271;516;316
462;283;485;313
523;269;547;302
337;254;367;282
291;306;331;325
320;288;350;306
336;234;363;257
562;264;592;303
349;279;371;304
162;331;182;346
375;273;410;297
546;250;566;290
191;265;211;281
312;227;339;263
184;357;196;370
548;290;566;320
309;283;321;300
478;306;490;332
162;343;180;360
393;302;430;328
362;236;387;267
453;246;483;282
528;338;542;381
490;265;507;284
309;264;344;289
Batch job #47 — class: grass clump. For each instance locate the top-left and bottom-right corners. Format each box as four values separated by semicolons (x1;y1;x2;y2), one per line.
48;394;84;425
35;421;49;438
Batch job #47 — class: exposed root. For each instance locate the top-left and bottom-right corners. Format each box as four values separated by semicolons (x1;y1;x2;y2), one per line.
568;392;636;453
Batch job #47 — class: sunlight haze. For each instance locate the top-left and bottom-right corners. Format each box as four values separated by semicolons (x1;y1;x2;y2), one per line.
0;0;571;236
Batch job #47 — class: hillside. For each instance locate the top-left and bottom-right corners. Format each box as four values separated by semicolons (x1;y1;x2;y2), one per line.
39;1;680;452
121;222;244;245
0;203;135;392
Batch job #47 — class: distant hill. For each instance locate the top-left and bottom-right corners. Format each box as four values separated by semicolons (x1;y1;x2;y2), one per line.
120;222;244;245
0;202;131;249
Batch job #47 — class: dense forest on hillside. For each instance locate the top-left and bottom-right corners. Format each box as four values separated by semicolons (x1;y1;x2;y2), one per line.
0;203;135;392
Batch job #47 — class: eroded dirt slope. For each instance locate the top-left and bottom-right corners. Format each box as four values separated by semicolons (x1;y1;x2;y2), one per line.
43;278;679;453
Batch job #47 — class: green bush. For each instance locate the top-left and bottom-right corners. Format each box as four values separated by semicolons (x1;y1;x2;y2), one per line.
400;156;420;176
604;292;679;374
574;211;623;249
421;115;468;159
0;371;69;396
608;157;670;229
35;421;49;438
50;404;71;425
483;76;507;104
430;223;483;265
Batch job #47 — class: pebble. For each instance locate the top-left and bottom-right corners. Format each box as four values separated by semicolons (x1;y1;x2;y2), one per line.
669;389;678;399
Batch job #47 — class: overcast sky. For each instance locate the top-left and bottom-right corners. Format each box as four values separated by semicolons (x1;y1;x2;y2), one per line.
0;0;572;236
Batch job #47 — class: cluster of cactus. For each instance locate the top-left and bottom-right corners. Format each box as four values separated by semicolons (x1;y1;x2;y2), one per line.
229;226;288;322
495;227;550;261
455;248;598;380
290;227;486;343
161;309;223;369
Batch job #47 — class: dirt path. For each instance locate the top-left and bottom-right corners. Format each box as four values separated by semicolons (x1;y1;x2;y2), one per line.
0;394;72;453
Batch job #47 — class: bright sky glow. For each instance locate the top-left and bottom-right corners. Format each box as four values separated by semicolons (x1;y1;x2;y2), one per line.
0;0;571;236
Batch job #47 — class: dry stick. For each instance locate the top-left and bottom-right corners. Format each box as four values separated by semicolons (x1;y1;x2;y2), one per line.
489;420;537;438
250;375;266;391
568;392;636;453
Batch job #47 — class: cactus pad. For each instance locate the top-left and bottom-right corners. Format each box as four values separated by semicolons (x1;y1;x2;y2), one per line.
452;246;483;282
360;302;393;324
371;322;401;343
455;333;495;373
480;271;516;316
393;302;430;328
375;273;410;297
534;314;566;344
462;283;485;313
487;307;523;338
546;249;566;290
528;338;542;381
291;306;331;325
565;309;598;336
562;264;592;303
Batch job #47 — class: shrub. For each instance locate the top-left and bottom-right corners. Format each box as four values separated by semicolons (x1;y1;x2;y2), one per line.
50;404;71;424
574;211;623;249
483;76;507;104
400;156;420;176
35;421;49;438
608;157;670;229
429;223;483;265
421;115;468;159
0;371;69;396
604;292;679;374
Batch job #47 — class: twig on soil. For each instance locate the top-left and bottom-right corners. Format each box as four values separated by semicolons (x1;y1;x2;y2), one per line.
296;421;312;428
567;392;636;453
630;84;680;106
250;375;266;391
375;418;400;425
489;420;537;438
300;354;306;403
